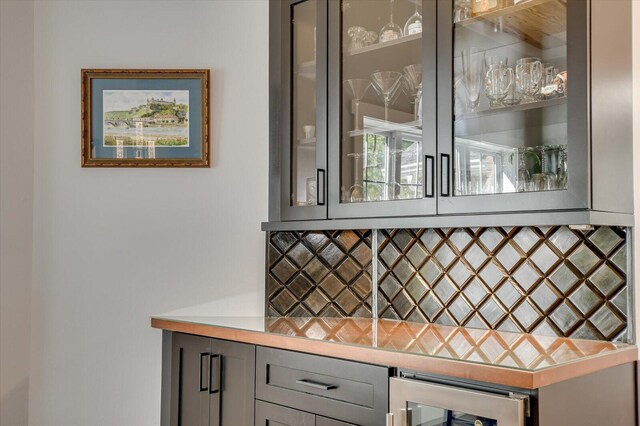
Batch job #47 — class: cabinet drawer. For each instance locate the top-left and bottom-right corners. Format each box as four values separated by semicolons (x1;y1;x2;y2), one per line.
256;347;388;426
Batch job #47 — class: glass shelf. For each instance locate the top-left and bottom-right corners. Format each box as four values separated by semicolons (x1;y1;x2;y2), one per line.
346;118;422;137
345;32;421;57
455;96;567;121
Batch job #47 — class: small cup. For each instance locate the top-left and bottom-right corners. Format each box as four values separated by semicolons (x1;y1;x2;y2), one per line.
303;125;315;139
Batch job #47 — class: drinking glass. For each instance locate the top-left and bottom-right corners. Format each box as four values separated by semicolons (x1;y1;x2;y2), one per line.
517;147;531;192
461;48;485;111
379;0;403;43
347;152;365;202
364;30;378;46
484;56;512;108
515;57;543;103
539;63;559;99
404;0;422;35
347;26;367;50
344;79;371;131
502;67;522;106
371;71;403;122
403;64;422;121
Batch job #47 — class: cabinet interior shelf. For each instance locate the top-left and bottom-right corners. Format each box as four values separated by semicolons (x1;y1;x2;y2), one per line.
346;119;422;137
345;32;421;57
455;96;567;121
455;0;567;49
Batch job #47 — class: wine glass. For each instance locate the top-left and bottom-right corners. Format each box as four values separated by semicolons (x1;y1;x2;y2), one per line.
347;152;365;202
344;79;371;131
403;64;422;121
517;147;531;192
404;0;422;35
461;48;485;112
379;0;403;43
371;71;403;122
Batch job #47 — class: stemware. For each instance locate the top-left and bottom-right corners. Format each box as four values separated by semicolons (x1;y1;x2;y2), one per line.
484;56;512;108
403;64;423;121
364;30;378;46
379;0;403;43
404;0;422;35
461;48;485;112
502;67;522;106
515;57;543;103
556;145;568;189
517;147;531;192
344;79;371;130
347;26;367;50
347;152;365;202
371;71;403;122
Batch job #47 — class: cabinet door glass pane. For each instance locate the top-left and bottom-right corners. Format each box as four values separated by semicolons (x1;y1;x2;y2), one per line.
341;0;424;204
407;402;498;426
292;0;318;207
452;0;567;196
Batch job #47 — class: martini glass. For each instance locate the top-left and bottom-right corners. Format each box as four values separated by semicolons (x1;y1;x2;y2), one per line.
404;0;423;35
403;64;422;121
346;152;365;202
371;71;403;122
379;0;403;43
344;79;371;131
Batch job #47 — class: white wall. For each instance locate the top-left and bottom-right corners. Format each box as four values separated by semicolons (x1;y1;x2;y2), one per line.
0;1;35;425
29;1;268;425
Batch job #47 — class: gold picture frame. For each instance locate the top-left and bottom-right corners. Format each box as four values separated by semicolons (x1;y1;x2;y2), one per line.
81;69;210;167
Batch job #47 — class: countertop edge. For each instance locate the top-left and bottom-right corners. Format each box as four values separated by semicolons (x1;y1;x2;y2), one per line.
151;318;638;389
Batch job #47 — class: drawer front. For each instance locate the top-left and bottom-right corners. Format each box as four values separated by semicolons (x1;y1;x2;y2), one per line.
255;400;314;426
256;347;388;426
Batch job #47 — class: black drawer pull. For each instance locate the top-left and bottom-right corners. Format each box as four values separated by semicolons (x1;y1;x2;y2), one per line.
295;379;337;391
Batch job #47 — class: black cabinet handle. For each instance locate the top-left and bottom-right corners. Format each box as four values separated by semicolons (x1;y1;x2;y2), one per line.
295;379;337;390
425;155;435;198
209;354;221;394
199;352;209;392
317;169;326;206
440;154;450;197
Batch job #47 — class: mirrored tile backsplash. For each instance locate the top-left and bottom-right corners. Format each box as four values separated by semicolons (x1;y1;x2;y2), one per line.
266;226;630;342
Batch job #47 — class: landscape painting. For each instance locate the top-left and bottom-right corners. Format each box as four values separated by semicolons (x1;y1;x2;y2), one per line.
102;90;189;148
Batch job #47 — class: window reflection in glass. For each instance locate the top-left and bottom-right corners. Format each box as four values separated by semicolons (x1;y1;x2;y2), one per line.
406;402;498;426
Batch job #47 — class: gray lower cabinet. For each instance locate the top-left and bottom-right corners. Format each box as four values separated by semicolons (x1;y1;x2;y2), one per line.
255;401;356;426
161;331;255;426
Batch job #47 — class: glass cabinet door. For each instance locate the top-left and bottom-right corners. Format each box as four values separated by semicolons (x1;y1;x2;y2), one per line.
437;0;589;214
328;0;437;218
280;0;327;221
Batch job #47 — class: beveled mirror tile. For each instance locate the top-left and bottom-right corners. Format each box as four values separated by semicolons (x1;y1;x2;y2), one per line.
589;305;624;339
497;317;521;333
407;309;428;324
530;243;560;274
611;288;627;315
570;322;601;341
478;297;507;328
319;242;347;268
478;260;506;289
272;288;297;315
334;230;360;252
465;313;487;330
319;273;346;299
548;226;580;254
268;243;282;267
512;261;541;291
392;229;414;252
548;263;580;295
419;292;443;321
286;242;314;268
449;229;472;252
319;305;342;318
463;278;488;306
589;264;624;296
380;242;401;268
588;227;623;256
512;299;541;331
335;289;361;315
479;228;505;252
419;229;442;252
336;257;360;283
380;274;402;300
495;242;523;272
448;260;472;287
392;257;416;285
351;273;372;299
289;304;313;317
610;245;627;272
406;275;428;302
434;310;457;327
288;275;314;300
513;227;542;254
449;294;472;324
406;243;428;269
495;280;523;309
391;290;415;319
530;282;560;313
433;278;457;304
350;242;371;267
434;243;456;269
567;285;601;316
549;301;580;334
303;257;331;283
303;289;330;315
464;242;488;271
272;231;298;252
568;243;600;275
303;232;329;251
419;258;443;286
267;276;283;298
272;258;297;283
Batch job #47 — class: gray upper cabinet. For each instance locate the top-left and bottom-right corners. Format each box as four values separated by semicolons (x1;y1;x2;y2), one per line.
162;332;255;426
268;0;634;224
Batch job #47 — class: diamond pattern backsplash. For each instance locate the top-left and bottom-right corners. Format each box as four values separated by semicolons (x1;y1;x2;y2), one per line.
267;226;629;342
377;227;629;342
267;230;373;318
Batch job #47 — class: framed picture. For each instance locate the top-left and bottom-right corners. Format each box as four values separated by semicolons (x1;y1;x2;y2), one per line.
81;69;209;167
